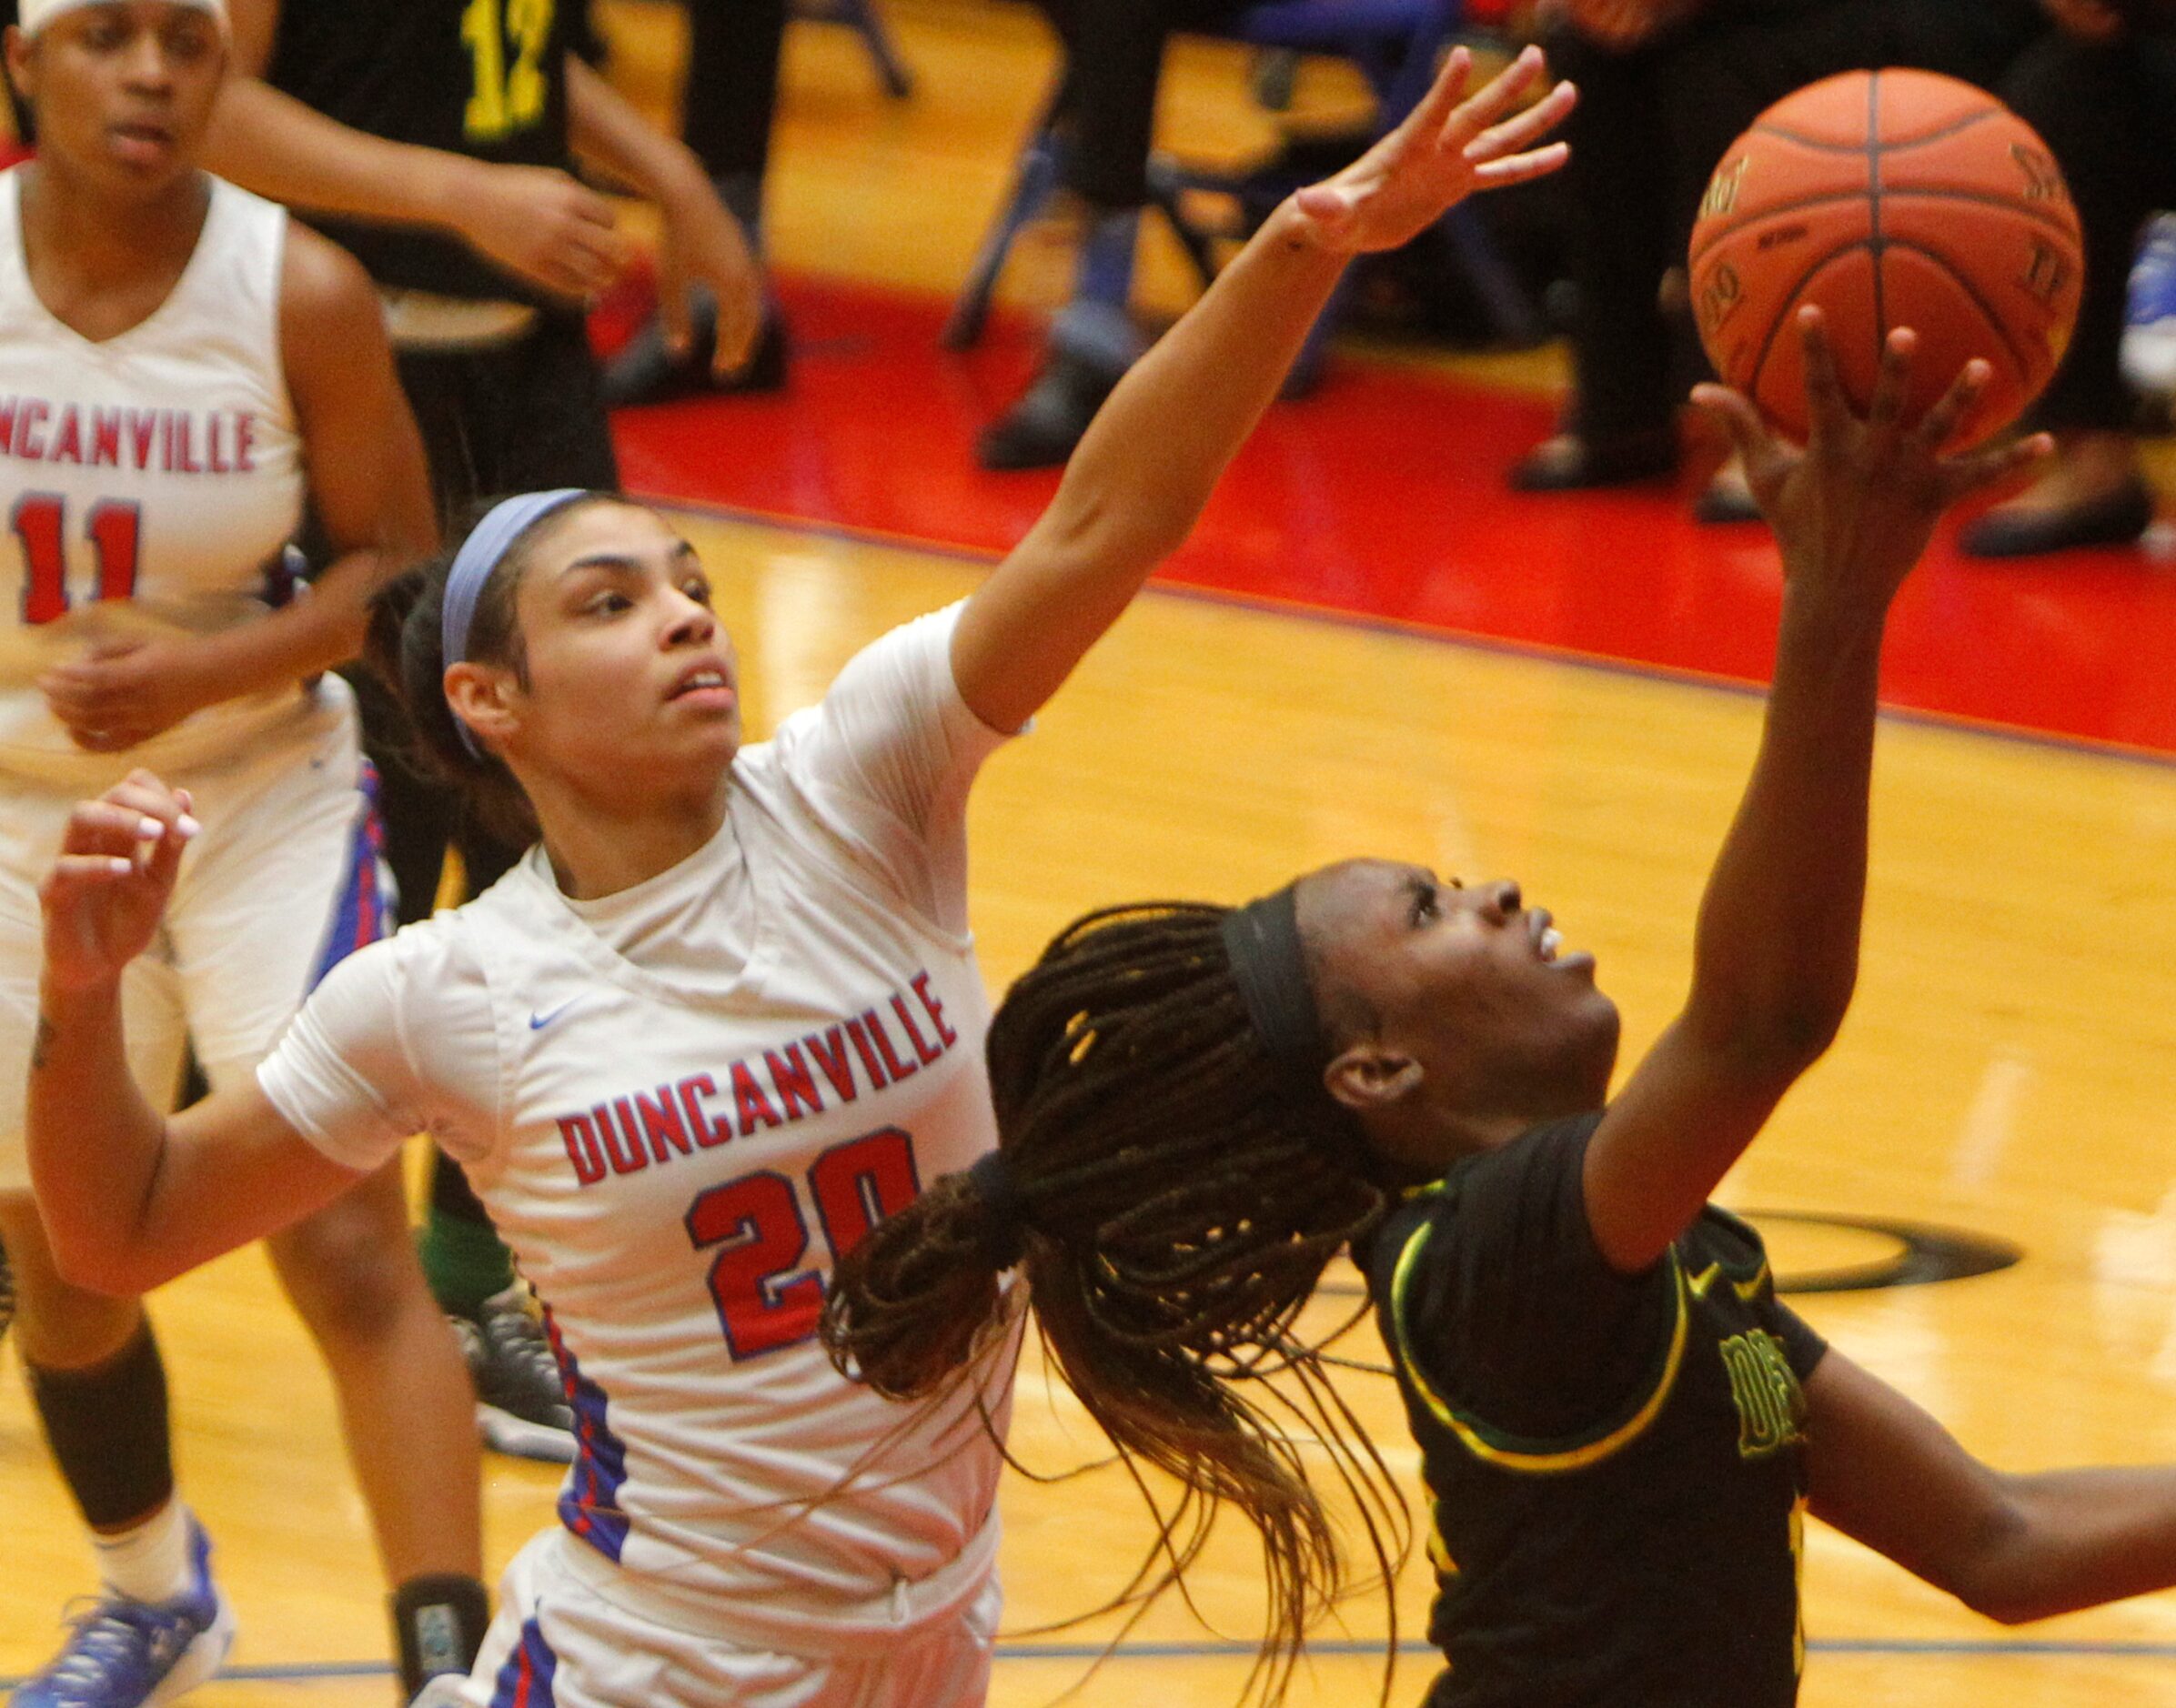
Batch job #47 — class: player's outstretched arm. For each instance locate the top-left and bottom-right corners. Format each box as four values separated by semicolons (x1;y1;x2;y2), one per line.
28;775;366;1295
950;45;1577;735
1805;1348;2176;1622
1580;315;2051;1275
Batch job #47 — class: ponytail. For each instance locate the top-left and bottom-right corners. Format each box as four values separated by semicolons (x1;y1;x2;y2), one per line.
362;491;614;850
824;902;1405;1704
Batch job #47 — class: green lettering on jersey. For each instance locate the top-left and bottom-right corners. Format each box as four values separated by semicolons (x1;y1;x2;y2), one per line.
1718;1331;1807;1461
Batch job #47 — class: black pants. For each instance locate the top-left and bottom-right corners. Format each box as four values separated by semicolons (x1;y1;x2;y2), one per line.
2000;27;2176;433
680;0;790;188
1032;0;1246;209
1546;0;2048;439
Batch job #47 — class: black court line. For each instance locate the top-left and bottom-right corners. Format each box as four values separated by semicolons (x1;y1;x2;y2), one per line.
643;495;2176;778
12;1636;2176;1688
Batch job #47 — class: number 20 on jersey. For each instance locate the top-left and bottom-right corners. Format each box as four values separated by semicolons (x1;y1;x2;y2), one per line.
688;1127;922;1361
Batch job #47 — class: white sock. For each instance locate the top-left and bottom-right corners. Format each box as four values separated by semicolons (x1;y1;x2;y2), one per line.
93;1500;193;1605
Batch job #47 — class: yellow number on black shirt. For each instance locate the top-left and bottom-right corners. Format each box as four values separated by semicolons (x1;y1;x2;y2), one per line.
462;0;552;143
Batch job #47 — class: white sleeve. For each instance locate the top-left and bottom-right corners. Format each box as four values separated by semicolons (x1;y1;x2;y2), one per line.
769;602;1015;934
257;921;501;1173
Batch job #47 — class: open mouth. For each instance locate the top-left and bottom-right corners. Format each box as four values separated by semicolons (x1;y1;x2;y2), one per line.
1527;907;1596;974
666;664;735;706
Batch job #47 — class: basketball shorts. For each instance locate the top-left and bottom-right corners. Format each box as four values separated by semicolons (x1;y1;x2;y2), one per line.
436;1529;1002;1708
0;678;388;1192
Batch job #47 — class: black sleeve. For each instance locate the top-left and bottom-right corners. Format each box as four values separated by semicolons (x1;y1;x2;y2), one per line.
1768;1298;1828;1384
1390;1116;1679;1442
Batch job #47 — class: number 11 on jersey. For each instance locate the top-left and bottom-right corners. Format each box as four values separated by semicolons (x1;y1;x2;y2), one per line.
14;494;140;624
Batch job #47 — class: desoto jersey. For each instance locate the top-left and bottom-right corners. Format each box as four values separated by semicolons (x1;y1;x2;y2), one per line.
1364;1116;1829;1708
0;169;307;787
265;0;577;305
261;607;1015;1653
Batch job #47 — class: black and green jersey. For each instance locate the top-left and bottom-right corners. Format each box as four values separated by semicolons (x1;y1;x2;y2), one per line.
265;0;579;304
1363;1114;1828;1707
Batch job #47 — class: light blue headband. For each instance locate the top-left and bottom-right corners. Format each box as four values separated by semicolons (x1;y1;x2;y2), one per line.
442;489;585;759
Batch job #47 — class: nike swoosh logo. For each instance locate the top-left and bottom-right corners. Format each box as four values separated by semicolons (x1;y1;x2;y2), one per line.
529;1000;581;1030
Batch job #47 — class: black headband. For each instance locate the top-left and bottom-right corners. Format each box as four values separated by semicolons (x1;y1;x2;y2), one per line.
967;1150;1026;1271
1221;886;1330;1091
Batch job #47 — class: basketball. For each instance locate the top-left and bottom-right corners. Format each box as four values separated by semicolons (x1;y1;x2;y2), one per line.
1688;69;2083;447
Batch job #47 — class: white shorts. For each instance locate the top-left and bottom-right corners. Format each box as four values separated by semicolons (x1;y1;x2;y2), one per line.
441;1530;1001;1708
0;680;388;1192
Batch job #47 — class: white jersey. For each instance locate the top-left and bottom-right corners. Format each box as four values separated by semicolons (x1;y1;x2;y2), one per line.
261;607;1016;1653
0;168;307;786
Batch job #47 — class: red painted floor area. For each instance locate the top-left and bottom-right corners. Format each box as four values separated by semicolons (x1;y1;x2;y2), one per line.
609;274;2176;759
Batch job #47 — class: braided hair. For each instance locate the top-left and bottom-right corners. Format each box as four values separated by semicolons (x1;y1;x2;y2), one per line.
823;902;1405;1704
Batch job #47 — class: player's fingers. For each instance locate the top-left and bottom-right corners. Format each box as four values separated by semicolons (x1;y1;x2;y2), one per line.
1909;357;1990;454
144;817;189;889
1863;327;1918;438
1690;382;1784;482
567;216;630;276
710;283;763;378
60;801;165;860
1464;79;1578;164
563;182;620;231
1470;142;1572;188
45;854;142;889
1946;430;2054;498
658;272;695;361
554;243;618;300
1448;46;1542;149
101;779;199;840
1796;307;1849;447
1407;45;1475;148
537;233;616;301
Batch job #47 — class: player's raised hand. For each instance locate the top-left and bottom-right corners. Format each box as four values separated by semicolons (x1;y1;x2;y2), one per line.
1289;45;1577;256
1693;307;2053;606
39;774;199;993
447;163;630;302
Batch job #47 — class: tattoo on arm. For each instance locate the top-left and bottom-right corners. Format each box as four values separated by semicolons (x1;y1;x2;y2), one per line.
30;1013;53;1071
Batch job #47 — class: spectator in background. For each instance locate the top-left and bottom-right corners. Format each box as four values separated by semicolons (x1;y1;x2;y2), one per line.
1512;0;2044;519
1963;0;2176;557
978;0;1247;471
601;0;793;404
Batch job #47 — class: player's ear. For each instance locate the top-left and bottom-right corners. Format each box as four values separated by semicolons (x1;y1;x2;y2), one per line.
5;25;37;105
442;660;520;757
1324;1042;1423;1114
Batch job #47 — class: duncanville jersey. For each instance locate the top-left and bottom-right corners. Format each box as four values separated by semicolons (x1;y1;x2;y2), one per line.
1364;1116;1828;1708
265;0;577;305
0;171;307;788
261;607;1014;1652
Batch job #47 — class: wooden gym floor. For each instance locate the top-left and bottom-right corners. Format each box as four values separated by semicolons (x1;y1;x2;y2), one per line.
7;4;2176;1705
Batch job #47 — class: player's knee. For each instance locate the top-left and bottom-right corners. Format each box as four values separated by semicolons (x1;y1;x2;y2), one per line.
269;1203;426;1351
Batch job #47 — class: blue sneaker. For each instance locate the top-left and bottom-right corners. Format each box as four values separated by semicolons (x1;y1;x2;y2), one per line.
12;1519;237;1708
2121;212;2176;397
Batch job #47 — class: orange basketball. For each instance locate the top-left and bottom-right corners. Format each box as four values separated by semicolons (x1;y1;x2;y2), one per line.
1688;69;2083;447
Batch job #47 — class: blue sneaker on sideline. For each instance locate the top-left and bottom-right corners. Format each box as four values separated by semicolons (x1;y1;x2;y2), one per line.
11;1518;237;1708
2121;212;2176;397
